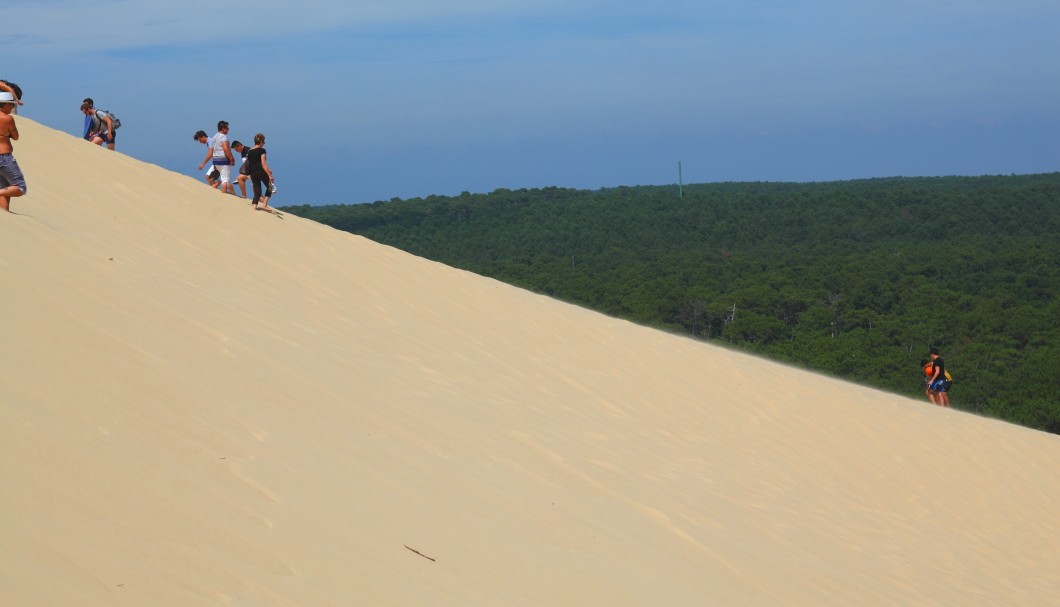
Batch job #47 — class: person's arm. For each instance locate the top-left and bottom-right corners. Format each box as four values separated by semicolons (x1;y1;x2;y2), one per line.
199;145;212;170
261;153;273;181
0;82;21;107
100;113;114;142
223;140;234;164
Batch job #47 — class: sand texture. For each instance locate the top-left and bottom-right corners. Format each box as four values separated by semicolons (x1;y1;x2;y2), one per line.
2;118;1058;606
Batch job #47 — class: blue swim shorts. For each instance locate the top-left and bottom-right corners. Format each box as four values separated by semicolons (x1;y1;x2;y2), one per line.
928;378;949;393
0;153;27;194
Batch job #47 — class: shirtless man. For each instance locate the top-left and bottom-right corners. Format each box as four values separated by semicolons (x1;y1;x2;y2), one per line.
0;92;27;212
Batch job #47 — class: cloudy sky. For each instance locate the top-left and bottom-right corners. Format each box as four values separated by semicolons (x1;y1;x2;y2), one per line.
5;0;1059;204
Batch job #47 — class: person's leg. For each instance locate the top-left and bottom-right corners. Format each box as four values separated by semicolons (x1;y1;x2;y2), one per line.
0;156;27;211
237;174;249;198
0;188;24;210
218;164;234;195
0;170;10;211
928;380;948;407
258;180;273;208
251;175;264;206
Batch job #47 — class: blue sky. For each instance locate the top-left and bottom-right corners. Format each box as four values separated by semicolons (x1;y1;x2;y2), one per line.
5;0;1059;204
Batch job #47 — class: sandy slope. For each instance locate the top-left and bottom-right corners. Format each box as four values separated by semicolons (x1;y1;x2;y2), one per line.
1;118;1058;606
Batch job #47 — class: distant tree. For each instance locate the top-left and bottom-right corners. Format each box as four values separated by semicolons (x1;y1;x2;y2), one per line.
282;173;1060;433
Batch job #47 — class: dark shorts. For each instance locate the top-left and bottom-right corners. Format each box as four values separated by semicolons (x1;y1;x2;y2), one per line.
929;378;950;393
0;153;27;193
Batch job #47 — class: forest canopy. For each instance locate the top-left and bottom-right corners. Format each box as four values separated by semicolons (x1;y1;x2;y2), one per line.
283;174;1060;433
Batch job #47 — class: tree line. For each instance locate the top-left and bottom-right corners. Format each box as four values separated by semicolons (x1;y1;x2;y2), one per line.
283;174;1060;433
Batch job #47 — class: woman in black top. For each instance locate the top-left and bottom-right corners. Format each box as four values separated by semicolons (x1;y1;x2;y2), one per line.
246;132;275;211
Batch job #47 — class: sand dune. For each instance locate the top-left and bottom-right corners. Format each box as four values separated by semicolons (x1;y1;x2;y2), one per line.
2;118;1058;606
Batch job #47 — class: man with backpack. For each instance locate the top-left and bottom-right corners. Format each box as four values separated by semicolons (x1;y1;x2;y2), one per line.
81;101;120;150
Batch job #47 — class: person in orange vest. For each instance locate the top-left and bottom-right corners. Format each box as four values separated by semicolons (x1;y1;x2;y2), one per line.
920;359;938;405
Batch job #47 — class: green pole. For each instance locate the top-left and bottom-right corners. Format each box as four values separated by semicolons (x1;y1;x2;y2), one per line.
678;160;684;198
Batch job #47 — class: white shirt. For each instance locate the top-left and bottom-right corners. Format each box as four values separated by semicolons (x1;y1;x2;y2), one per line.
212;132;228;160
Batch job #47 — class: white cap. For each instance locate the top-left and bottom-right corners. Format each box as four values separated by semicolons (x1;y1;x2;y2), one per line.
0;92;17;104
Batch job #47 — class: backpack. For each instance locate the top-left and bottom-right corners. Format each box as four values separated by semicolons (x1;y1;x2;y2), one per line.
96;109;121;130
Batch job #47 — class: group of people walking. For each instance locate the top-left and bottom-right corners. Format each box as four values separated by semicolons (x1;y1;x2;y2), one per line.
920;347;952;407
0;79;282;217
75;100;281;212
80;98;120;151
194;120;277;213
0;83;969;415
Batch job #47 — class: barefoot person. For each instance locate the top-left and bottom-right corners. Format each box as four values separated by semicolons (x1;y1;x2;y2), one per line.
81;102;118;150
246;133;276;212
926;347;951;408
0;92;27;212
82;98;95;140
210;120;236;195
232;140;251;199
194;130;222;189
920;359;938;405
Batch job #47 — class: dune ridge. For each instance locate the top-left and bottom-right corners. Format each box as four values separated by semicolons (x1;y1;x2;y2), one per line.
2;118;1058;606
